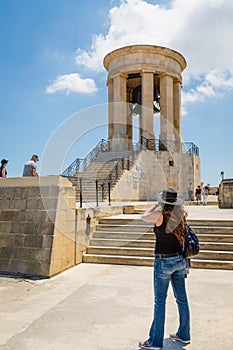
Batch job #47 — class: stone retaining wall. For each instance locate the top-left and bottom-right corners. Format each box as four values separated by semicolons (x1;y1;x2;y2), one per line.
0;176;76;277
218;179;233;208
0;176;127;278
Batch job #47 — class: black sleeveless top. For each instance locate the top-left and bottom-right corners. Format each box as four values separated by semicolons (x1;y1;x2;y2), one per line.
0;165;7;177
154;219;182;255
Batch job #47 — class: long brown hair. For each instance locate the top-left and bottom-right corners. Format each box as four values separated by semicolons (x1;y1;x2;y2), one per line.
161;204;187;247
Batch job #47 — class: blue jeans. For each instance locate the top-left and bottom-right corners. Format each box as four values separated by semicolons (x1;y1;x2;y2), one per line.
148;255;190;348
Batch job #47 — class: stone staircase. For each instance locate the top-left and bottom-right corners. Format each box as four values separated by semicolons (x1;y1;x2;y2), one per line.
69;151;139;202
83;215;233;270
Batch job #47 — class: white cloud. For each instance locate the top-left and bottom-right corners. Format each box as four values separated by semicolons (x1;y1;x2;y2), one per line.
182;68;233;112
46;73;98;95
74;0;233;109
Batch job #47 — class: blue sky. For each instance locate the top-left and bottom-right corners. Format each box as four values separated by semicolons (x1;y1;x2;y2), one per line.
0;0;232;186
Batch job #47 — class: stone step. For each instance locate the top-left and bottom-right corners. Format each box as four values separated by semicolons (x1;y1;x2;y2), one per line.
194;250;233;261
197;234;233;243
190;259;233;270
83;253;154;267
99;218;150;225
92;230;233;243
200;242;233;251
87;246;154;257
96;224;154;232
93;230;154;240
90;238;155;248
83;254;233;270
95;223;233;235
84;211;233;270
190;226;233;234
87;246;233;261
89;238;233;251
99;217;233;230
188;219;233;227
76;173;116;179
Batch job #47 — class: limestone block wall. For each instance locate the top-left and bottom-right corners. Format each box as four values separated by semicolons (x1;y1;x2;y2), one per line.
110;150;200;201
75;205;124;263
0;176;76;277
218;179;233;208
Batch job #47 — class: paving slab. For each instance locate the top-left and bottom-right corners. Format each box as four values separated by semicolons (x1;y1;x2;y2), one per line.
103;204;233;222
0;263;232;350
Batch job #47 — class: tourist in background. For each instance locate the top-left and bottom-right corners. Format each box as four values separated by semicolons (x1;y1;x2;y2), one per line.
0;159;8;178
195;185;202;205
202;186;209;205
139;188;190;350
187;183;193;201
23;155;39;176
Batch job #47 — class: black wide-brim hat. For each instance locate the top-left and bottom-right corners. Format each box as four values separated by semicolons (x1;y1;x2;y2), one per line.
155;187;185;205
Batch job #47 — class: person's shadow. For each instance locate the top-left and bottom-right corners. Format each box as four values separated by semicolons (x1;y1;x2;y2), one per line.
163;337;190;349
138;338;189;350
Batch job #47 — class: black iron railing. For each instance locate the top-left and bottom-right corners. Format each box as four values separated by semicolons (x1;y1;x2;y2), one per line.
182;142;199;156
101;156;135;200
62;158;83;178
62;136;199;207
62;139;110;177
141;136;199;156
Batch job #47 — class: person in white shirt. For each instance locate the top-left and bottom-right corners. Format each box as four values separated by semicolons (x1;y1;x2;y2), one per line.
23;155;39;176
202;186;209;205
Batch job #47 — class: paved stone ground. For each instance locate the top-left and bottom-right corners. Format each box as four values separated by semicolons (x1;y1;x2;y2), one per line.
77;195;219;209
1;263;233;350
1;203;233;350
106;202;233;222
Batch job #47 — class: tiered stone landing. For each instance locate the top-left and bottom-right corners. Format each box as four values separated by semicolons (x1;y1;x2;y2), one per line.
83;214;233;270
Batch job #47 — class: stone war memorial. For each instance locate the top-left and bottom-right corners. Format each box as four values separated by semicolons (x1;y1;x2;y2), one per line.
103;45;200;198
1;45;233;278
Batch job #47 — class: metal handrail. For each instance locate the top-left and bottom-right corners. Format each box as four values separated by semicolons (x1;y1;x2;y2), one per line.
62;158;83;177
101;155;135;200
62;139;110;177
182;142;199;156
141;136;199;156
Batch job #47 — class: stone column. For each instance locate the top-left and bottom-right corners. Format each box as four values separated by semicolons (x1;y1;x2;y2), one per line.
127;106;133;148
112;74;128;150
141;71;154;140
173;80;182;142
160;74;175;147
107;78;114;141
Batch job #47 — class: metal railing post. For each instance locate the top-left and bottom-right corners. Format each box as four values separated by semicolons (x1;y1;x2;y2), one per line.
101;183;104;201
108;181;111;206
79;178;83;208
127;158;130;170
96;180;99;207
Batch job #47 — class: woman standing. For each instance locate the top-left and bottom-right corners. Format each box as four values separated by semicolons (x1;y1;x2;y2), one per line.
0;159;9;178
139;188;190;350
202;186;209;205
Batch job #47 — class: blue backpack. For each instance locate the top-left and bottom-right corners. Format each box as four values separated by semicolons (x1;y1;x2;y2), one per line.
182;224;200;258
